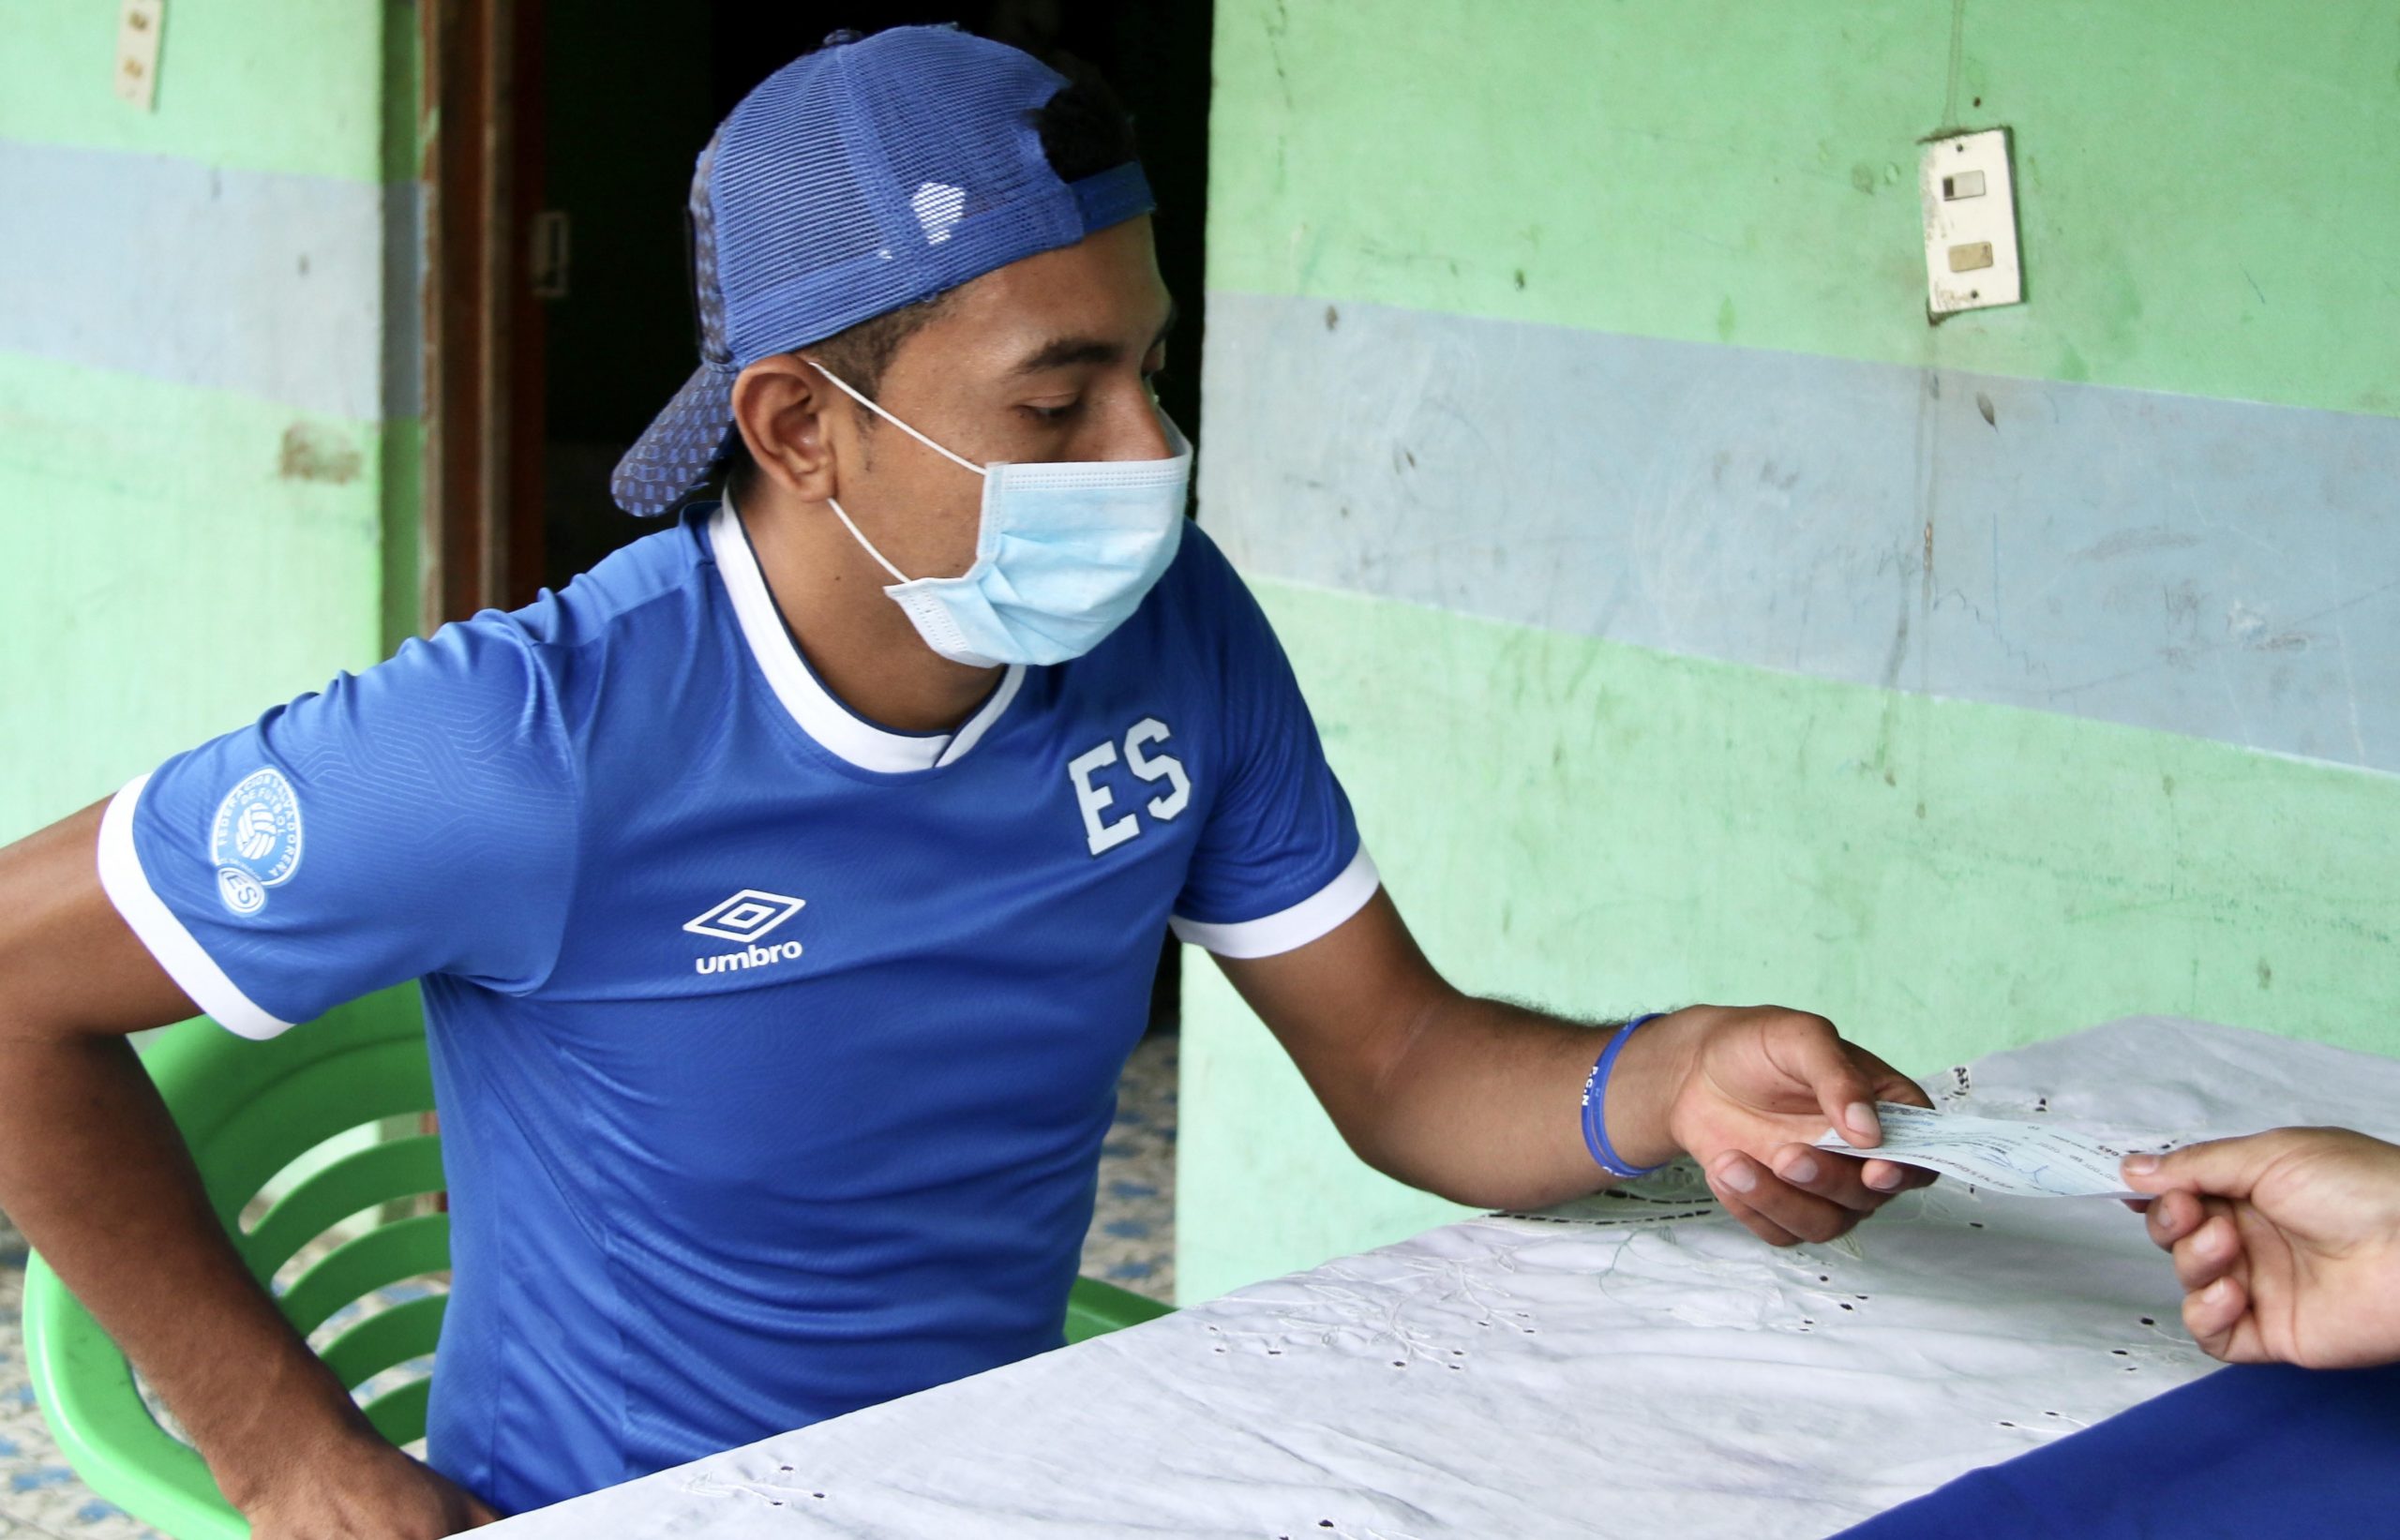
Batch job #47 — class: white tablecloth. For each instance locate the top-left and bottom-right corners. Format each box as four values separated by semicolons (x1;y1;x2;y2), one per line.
486;1017;2400;1538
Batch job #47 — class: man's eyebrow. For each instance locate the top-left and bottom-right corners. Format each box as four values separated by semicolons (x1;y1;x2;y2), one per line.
1009;300;1180;377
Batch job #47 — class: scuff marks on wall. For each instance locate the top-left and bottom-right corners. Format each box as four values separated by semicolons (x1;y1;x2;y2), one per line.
278;422;364;483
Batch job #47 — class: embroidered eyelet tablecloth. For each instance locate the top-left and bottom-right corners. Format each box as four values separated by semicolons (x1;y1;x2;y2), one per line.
486;1017;2400;1538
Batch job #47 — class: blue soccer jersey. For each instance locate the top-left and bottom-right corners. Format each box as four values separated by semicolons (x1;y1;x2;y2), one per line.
98;503;1375;1511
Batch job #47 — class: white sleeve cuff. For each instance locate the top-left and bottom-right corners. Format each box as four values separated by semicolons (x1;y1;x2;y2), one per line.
1169;845;1381;960
97;773;292;1040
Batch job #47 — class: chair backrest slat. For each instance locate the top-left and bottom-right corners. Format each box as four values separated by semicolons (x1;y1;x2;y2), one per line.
319;1293;448;1391
190;1041;438;1229
242;1135;447;1280
278;1213;452;1338
360;1377;434;1449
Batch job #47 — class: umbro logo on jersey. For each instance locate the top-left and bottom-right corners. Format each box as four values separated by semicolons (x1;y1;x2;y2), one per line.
685;890;807;976
684;890;805;943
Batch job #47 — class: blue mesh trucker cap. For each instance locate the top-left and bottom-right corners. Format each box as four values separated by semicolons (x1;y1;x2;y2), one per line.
610;24;1157;516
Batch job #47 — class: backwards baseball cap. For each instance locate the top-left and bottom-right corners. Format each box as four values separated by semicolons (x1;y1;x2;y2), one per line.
610;24;1157;516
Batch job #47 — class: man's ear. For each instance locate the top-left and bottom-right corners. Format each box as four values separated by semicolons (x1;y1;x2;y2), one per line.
730;354;838;502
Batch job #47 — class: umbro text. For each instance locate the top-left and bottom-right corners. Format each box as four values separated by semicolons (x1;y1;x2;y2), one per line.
695;940;804;974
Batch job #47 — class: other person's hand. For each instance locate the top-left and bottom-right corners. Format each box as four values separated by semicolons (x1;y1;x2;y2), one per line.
2123;1127;2400;1369
1631;1005;1938;1248
243;1432;501;1540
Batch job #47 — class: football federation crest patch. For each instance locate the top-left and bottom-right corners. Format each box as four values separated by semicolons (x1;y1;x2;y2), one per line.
211;768;304;915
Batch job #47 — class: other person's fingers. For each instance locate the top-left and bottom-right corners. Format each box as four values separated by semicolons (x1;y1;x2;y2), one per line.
2168;1206;2243;1293
2183;1274;2259;1363
2144;1187;2207;1248
2122;1133;2280;1201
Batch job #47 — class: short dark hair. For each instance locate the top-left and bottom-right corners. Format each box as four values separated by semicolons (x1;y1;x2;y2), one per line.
719;58;1139;507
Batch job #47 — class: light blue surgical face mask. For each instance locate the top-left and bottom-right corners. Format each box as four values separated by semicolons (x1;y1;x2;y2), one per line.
810;361;1191;669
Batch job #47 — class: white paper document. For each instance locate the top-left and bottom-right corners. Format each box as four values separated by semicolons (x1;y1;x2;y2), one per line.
1815;1101;2166;1198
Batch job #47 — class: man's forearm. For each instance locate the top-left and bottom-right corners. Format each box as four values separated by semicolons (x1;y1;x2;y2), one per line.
0;1032;378;1509
1352;993;1698;1211
1227;892;1925;1248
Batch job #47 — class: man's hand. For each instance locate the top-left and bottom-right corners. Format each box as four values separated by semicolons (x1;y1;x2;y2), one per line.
243;1431;500;1539
1218;892;1934;1233
2122;1128;2400;1369
1621;1005;1937;1247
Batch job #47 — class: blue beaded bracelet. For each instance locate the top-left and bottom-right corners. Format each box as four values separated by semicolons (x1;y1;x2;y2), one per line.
1580;1012;1667;1179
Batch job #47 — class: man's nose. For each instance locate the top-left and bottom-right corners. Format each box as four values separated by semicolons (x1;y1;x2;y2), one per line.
1104;392;1175;461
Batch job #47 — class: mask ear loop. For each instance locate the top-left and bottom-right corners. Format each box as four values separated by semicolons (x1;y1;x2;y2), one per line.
807;360;988;477
824;497;912;585
807;359;990;586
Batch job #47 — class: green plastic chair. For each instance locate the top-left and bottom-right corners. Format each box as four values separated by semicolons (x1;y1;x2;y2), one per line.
22;989;1174;1538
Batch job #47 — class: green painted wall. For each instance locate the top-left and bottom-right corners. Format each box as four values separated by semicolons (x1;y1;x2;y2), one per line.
0;2;417;844
0;2;427;1203
1210;0;2400;417
2;0;392;180
1183;0;2400;1302
0;356;400;829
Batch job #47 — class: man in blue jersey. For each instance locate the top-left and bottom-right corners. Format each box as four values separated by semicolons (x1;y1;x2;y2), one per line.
0;27;1933;1538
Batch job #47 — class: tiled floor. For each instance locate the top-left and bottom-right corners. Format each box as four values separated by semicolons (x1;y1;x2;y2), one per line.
1075;1030;1178;1302
0;1031;1177;1535
0;1231;158;1539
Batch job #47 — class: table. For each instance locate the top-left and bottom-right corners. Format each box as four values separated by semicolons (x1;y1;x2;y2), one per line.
484;1017;2400;1538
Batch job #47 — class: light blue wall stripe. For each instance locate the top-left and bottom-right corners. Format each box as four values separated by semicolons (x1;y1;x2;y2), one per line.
1199;292;2400;776
0;139;417;421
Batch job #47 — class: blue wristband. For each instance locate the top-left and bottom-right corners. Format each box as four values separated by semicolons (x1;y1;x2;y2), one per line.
1580;1013;1667;1179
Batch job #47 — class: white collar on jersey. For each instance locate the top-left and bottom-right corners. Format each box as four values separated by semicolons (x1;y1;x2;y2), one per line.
707;501;1026;774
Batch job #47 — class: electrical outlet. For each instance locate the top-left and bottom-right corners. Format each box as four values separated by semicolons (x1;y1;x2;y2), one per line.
1920;128;2020;317
114;0;164;112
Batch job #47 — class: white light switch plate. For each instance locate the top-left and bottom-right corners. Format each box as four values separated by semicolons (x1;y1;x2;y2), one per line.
114;0;164;111
1920;128;2020;317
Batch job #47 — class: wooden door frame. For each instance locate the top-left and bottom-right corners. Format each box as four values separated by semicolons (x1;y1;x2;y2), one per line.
411;0;547;1174
419;0;547;632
